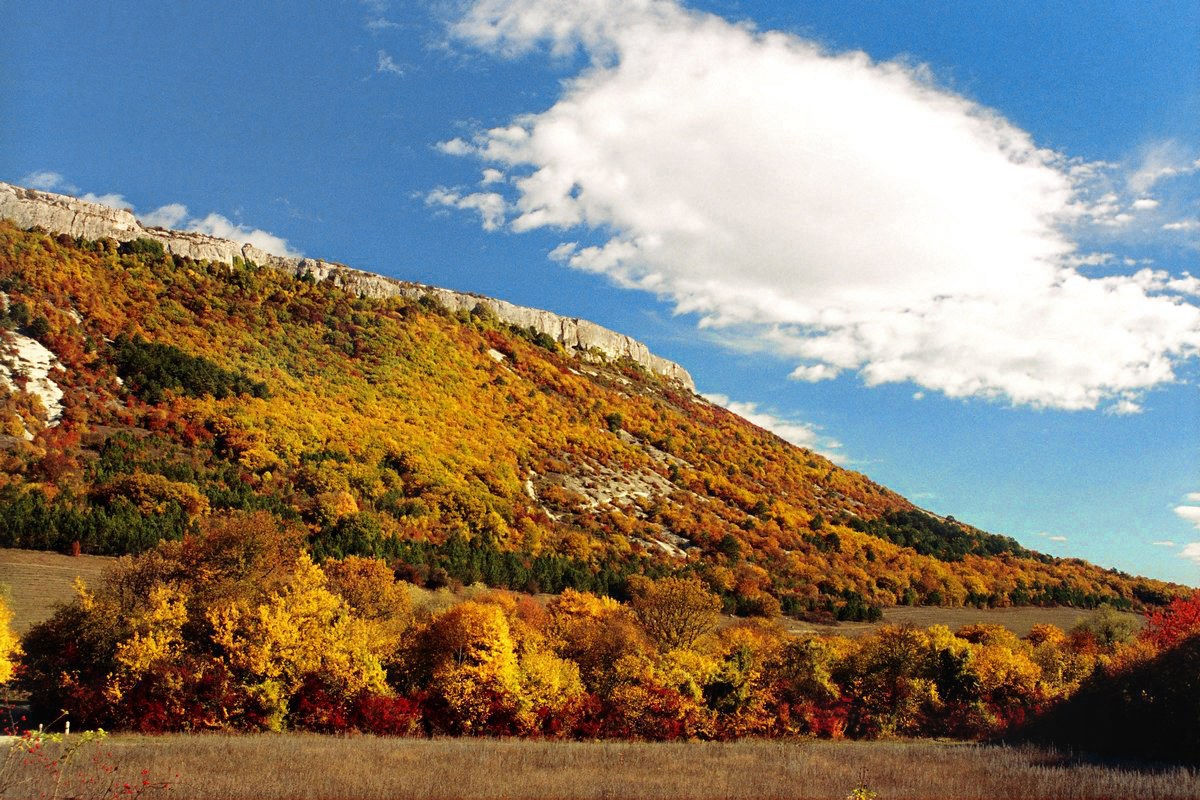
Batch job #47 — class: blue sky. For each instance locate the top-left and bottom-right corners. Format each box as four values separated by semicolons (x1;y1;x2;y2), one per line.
2;0;1198;584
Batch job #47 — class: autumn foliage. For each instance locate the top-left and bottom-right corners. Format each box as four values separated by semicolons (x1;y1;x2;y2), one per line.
0;222;1195;753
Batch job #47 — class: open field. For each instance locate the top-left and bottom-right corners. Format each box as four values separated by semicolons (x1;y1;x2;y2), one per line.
2;734;1195;800
782;604;1140;639
0;548;114;632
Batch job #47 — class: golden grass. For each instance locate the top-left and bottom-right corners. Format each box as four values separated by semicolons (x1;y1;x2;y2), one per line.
0;547;114;632
6;734;1196;800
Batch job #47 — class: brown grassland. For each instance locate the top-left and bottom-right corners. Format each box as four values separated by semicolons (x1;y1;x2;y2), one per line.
3;734;1197;800
0;548;113;632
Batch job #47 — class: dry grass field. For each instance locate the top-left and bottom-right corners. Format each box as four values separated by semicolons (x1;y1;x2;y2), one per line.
783;604;1138;639
0;547;114;632
2;734;1195;800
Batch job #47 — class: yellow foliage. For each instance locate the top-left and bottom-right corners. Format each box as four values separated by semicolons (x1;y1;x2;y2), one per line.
0;593;20;684
427;601;524;732
209;553;388;727
113;584;188;676
323;555;412;656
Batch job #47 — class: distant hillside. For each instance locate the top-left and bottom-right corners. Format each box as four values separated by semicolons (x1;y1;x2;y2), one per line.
0;201;1183;619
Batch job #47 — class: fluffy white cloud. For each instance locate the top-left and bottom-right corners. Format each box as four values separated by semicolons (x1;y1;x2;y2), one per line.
426;187;507;230
140;203;189;229
138;202;298;256
438;0;1200;411
1177;502;1200;530
20;171;75;192
184;212;298;257
704;392;842;461
80;192;131;210
1182;543;1200;566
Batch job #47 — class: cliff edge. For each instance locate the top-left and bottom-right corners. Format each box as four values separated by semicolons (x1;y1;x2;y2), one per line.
0;182;694;390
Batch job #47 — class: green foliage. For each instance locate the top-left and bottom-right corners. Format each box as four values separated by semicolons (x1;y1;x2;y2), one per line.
850;510;1032;563
112;333;269;404
118;237;166;258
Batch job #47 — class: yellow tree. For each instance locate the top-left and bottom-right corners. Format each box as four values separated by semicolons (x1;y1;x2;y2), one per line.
0;592;20;684
423;601;525;733
323;555;412;657
628;575;721;651
208;553;388;730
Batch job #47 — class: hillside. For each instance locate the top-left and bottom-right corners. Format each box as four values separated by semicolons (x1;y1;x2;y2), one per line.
0;186;1182;620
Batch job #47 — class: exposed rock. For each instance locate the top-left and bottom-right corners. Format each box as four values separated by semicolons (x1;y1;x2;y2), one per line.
0;330;65;438
0;182;694;390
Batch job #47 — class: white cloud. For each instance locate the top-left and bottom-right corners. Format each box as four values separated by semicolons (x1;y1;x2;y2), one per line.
140;203;189;229
80;192;131;210
480;168;506;185
21;171;75;192
1128;142;1200;194
704;392;843;461
1182;543;1200;566
376;49;405;76
1131;198;1160;211
188;212;300;257
790;363;840;383
1176;503;1200;530
437;138;475;156
1048;535;1068;542
426;187;507;230
438;0;1200;411
1152;540;1176;547
366;18;401;31
1164;219;1199;232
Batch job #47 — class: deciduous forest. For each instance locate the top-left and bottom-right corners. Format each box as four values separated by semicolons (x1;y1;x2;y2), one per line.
0;222;1196;760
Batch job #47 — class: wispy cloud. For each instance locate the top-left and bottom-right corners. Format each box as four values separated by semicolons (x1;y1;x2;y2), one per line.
376;49;405;77
435;0;1200;413
704;392;843;462
366;18;401;32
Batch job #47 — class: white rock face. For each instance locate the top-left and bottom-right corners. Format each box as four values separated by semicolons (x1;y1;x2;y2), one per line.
0;182;695;390
0;330;65;438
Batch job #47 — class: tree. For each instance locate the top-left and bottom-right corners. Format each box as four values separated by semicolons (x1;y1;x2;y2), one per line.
0;592;19;684
1142;590;1200;651
208;553;388;731
628;575;721;651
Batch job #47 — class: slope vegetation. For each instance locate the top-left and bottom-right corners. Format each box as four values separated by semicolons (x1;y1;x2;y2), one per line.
0;222;1179;618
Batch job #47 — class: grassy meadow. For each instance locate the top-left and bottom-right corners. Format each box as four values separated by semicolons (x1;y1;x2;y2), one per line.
2;734;1196;800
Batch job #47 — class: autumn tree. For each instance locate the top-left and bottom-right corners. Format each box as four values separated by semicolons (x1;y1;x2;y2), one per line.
0;591;19;684
628;575;721;651
1141;590;1200;651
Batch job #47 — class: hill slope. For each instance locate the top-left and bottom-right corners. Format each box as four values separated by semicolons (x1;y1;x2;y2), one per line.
0;189;1181;618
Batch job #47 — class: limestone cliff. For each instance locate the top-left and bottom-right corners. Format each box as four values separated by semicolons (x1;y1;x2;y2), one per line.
0;182;694;390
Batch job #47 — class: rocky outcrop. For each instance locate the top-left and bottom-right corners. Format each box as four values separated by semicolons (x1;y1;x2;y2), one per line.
0;182;694;390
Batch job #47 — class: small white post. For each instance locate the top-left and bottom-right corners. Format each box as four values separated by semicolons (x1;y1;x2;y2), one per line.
64;721;70;736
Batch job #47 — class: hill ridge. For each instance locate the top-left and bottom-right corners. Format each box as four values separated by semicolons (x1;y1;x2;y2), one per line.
0;181;694;389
